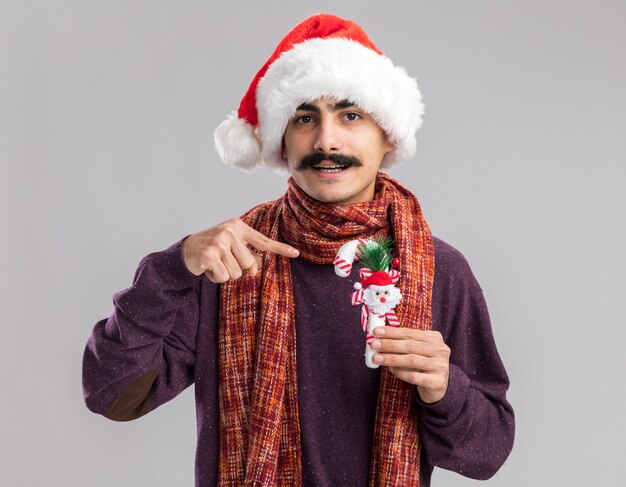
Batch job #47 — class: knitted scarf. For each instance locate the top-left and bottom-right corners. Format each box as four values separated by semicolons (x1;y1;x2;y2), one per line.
217;171;435;486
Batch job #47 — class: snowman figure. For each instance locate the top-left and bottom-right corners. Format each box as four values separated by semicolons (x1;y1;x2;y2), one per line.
334;237;402;368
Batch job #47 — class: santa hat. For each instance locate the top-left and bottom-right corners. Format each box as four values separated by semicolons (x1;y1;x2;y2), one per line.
214;13;424;174
354;270;393;290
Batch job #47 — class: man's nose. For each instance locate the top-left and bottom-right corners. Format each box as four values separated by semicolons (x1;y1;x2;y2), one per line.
313;119;343;153
380;296;387;303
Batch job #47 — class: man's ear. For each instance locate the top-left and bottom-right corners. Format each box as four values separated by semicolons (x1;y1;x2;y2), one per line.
383;134;395;155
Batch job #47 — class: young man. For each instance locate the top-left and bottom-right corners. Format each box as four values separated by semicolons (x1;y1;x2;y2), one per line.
82;13;515;486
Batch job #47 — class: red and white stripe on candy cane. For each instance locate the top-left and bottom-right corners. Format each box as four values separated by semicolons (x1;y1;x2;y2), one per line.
333;255;353;275
384;311;400;327
351;288;364;306
361;306;368;331
388;269;400;285
333;238;369;277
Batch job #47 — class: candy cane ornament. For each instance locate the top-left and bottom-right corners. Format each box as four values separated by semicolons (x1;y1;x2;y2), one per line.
334;237;402;368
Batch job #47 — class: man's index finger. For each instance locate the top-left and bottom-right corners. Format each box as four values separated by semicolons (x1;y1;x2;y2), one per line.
244;225;300;258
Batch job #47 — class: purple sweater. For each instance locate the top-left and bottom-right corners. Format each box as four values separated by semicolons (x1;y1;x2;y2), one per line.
82;235;515;486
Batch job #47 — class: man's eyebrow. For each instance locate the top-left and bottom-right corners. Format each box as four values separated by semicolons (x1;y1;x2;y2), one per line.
294;99;357;114
295;102;321;114
331;99;356;111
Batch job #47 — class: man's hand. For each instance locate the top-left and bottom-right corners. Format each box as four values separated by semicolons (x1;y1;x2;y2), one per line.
181;218;300;283
370;326;451;404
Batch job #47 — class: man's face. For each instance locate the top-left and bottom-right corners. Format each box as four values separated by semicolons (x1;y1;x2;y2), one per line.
281;98;393;205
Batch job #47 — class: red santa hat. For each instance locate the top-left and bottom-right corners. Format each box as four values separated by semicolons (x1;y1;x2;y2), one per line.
214;13;425;174
354;270;394;290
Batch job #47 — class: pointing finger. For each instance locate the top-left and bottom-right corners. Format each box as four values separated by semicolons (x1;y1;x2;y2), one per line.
245;226;300;258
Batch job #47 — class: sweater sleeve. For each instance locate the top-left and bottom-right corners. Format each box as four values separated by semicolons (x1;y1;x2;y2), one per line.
414;238;515;480
81;235;203;421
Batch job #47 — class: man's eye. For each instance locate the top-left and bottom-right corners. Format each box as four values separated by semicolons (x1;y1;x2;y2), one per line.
296;115;313;124
343;112;361;121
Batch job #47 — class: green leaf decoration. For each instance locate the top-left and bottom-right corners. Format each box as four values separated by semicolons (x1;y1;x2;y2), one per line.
356;236;394;272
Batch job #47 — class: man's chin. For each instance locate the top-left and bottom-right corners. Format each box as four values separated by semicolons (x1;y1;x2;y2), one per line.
309;191;351;204
290;168;374;204
295;176;350;202
304;184;362;205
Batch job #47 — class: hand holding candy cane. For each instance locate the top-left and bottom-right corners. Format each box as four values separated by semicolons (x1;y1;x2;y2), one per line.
370;326;451;404
334;238;451;401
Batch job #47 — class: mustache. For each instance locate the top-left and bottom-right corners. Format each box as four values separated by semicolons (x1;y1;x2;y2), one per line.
295;152;363;172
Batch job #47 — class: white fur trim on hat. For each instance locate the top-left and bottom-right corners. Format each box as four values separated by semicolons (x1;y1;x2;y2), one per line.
214;111;262;171
256;37;424;173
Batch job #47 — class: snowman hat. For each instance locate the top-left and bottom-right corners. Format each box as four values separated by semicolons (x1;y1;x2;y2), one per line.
214;13;425;175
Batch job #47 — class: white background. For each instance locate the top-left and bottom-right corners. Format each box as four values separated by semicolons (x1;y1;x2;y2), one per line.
1;1;624;485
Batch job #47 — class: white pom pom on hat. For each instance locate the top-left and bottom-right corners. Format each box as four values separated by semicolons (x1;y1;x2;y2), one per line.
213;13;425;174
214;111;262;171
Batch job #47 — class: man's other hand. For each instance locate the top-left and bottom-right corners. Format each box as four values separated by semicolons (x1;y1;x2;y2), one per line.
370;326;451;404
181;218;300;283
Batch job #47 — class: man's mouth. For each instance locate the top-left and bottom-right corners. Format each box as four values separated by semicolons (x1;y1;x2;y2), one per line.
311;164;350;173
